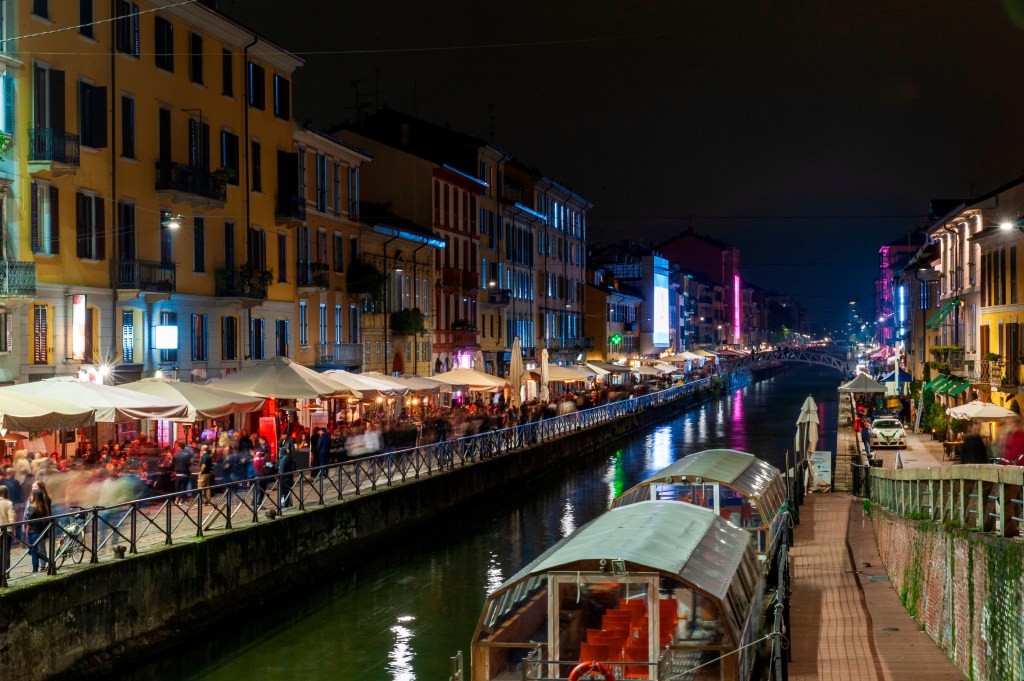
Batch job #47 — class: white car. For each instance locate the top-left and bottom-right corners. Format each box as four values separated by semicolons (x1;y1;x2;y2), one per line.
870;418;907;449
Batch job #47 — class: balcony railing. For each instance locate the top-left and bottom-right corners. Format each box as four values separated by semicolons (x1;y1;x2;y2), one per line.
28;128;80;167
434;328;479;352
215;266;270;299
313;342;363;368
439;268;463;290
155;163;227;203
486;288;511;305
276;194;306;222
297;260;329;288
117;260;176;292
0;261;36;298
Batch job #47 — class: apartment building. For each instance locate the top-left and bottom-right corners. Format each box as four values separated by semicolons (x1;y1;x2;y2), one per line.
7;0;301;384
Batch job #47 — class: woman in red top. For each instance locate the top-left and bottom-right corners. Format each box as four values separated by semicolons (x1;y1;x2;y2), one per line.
1002;417;1024;465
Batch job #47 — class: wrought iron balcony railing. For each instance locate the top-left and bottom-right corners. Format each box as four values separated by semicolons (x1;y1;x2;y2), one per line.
117;259;176;292
297;260;329;288
28;128;80;167
215;266;271;299
155;163;227;203
276;194;306;222
0;261;36;298
313;342;363;368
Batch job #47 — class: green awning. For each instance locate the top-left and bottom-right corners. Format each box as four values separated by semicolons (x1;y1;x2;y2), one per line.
925;300;954;329
947;380;972;397
927;298;961;330
939;377;968;395
923;374;949;391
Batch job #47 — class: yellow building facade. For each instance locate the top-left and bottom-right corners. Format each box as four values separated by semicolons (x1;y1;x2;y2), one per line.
4;0;301;383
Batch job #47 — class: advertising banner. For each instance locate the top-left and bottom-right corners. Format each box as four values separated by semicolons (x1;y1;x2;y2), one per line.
71;294;86;360
809;450;833;491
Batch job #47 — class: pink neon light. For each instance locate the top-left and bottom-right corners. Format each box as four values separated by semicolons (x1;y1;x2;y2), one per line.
733;275;741;343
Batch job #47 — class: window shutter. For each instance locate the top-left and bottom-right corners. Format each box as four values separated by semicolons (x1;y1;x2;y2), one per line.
132;5;140;56
49;69;65;131
76;192;87;258
30;182;39;252
6;313;11;355
276;150;298;212
2;75;13;136
275;76;290;120
188;118;198;168
90;85;107;148
201;122;210;171
34;306;47;364
95;198;105;260
50;185;59;254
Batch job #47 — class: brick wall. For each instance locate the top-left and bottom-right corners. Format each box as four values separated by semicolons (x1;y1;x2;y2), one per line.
874;506;1024;680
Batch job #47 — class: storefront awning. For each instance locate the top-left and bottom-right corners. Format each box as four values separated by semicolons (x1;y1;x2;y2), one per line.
947;380;972;397
938;377;966;395
926;298;961;330
923;374;951;391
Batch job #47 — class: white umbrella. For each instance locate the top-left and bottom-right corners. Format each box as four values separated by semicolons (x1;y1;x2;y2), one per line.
584;362;611;377
119;378;265;421
431;368;509;392
631;365;661;377
0;377;189;422
795;395;819;459
653;363;680;374
509;337;525;408
540;348;550;400
531;365;590;382
213;356;356;399
0;391;95;431
364;372;445;395
322;370;409;398
474;350;486;374
838;372;886;393
947;400;1017;421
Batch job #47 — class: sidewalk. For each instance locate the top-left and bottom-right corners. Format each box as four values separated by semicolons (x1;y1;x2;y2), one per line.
788;493;965;681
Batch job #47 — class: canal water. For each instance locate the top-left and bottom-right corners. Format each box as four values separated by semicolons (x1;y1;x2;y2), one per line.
128;365;838;681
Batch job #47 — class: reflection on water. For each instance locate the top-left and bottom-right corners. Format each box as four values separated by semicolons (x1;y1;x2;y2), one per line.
136;366;837;681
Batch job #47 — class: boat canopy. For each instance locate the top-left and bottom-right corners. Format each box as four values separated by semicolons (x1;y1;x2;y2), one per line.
611;449;788;556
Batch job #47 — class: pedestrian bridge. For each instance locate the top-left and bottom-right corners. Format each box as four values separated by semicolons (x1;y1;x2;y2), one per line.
727;347;853;374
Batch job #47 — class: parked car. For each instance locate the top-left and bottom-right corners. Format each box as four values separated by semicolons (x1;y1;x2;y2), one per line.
870;417;907;449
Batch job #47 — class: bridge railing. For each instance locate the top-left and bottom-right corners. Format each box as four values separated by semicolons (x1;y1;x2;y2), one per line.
869;464;1024;537
0;378;713;587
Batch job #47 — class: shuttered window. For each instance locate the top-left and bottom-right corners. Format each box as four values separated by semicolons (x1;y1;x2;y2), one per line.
191;314;207;362
221;49;233;97
251;140;261;192
189;33;203;84
79;81;107;148
115;1;140;57
250;317;265;360
247;62;265;110
75;192;105;260
155;17;173;71
273;74;290;119
220;131;238;184
32;305;47;364
31;181;59;255
275;319;289;357
121;96;135;158
122;310;134;363
221;316;238;360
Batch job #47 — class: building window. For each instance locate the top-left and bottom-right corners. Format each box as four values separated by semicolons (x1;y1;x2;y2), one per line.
247;61;265;110
315;154;327;212
159;210;172;266
189;32;203;85
75;192;105;260
333;233;344;272
188;117;210;170
193;216;205;272
247;226;266;272
115;1;140;57
349;306;360;344
335;304;342;342
32;305;47;364
79;0;94;38
159;310;177;362
33;0;49;20
224;221;234;270
221;316;238;360
275;319;289;357
277;233;287;282
319;303;327;343
191;314;208;362
333;161;341;215
251;139;262;192
347;167;359;219
31;181;59;255
120;95;135;158
79;81;107;148
220;130;239;185
297;146;306;200
154;16;173;71
273;74;290;120
298;300;308;347
122;310;134;362
221;49;233;97
250;317;265;360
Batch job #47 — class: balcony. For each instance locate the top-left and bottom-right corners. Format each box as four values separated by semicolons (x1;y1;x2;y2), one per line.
486;288;511;305
117;260;176;294
28;128;80;176
0;261;36;298
155;163;227;208
215;265;271;302
297;260;329;289
314;342;363;369
439;267;463;291
434;328;480;353
462;270;479;292
276;194;306;226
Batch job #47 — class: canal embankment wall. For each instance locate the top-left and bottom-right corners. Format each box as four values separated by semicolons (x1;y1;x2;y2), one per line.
872;504;1024;681
2;379;740;681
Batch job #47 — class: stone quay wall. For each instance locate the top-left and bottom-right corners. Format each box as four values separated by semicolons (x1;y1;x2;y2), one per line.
873;504;1024;681
0;384;721;681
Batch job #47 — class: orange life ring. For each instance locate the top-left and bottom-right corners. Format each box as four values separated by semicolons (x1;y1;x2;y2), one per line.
568;660;616;681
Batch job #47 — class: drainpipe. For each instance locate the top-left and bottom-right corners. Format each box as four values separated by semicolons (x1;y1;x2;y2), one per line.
382;235;398;373
242;34;258;362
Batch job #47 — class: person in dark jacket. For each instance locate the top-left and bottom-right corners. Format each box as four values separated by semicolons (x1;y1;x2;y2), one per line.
24;488;49;572
171;442;192;502
314;427;331;469
277;443;296;508
959;421;989;464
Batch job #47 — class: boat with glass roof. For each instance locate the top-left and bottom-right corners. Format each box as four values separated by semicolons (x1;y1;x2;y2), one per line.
611;449;789;561
470;500;766;681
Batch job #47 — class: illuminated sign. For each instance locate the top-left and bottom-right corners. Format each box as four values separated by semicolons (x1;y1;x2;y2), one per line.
734;275;741;343
653;272;669;346
154;325;178;350
71;294;87;360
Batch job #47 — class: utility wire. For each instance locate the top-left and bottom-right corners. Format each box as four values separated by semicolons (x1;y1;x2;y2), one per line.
1;0;200;47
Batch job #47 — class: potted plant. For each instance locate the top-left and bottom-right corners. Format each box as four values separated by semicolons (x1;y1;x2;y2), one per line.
390;308;427;336
347;259;385;304
986;352;1002;362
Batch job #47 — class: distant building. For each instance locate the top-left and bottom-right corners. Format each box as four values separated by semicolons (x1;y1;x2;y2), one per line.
875;231;925;344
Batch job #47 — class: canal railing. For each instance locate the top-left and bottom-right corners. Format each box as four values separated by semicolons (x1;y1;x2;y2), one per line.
0;378;714;587
867;464;1024;537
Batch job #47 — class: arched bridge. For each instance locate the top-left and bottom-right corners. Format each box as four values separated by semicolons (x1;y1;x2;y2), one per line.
726;347;853;374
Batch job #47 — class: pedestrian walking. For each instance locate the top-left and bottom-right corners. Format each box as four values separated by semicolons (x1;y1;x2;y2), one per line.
854;414;872;457
24;488;49;573
0;485;15;576
959;421;989;464
171;442;192;503
278;440;296;508
196;445;214;502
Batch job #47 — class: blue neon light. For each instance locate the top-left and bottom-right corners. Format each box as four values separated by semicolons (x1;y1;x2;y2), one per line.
442;164;489;188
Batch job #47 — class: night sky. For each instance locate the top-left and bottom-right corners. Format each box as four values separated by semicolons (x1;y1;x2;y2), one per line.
216;0;1024;332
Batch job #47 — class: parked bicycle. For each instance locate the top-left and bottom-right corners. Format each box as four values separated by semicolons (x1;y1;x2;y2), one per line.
53;507;88;568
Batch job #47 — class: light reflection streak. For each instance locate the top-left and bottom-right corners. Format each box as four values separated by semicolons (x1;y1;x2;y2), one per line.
560;498;576;537
389;615;416;681
652;426;672;471
485;553;504;596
